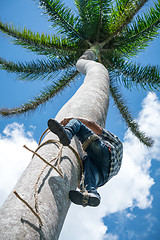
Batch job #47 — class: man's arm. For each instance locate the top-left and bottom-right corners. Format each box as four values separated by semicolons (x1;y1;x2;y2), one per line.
60;118;103;135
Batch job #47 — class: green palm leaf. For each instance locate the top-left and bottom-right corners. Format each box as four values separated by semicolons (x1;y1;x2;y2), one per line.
113;0;160;56
102;0;149;47
37;0;83;40
109;0;149;33
75;0;99;41
106;54;160;91
75;0;112;42
0;21;79;55
0;55;77;81
0;69;79;117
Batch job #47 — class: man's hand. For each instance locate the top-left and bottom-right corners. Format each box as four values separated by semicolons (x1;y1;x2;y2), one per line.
60;118;73;126
60;117;103;135
78;118;103;135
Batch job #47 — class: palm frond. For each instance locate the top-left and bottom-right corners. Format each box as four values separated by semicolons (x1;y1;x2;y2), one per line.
101;0;149;47
113;0;160;56
75;0;99;41
110;80;154;147
0;20;79;55
104;54;160;91
38;0;83;40
0;69;79;117
109;0;149;33
0;55;77;81
100;0;114;36
107;0;131;33
75;0;112;42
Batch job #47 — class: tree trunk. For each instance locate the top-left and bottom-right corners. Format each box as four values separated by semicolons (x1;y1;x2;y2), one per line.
0;50;110;240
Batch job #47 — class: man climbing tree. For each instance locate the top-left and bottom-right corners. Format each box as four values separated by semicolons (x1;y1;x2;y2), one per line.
48;50;123;207
0;0;160;239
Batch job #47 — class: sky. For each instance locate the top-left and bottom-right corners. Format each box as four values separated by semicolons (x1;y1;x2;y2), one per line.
0;0;160;239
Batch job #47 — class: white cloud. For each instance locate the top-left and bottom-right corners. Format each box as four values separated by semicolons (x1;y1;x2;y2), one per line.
144;213;157;233
104;233;119;240
59;92;160;240
0;122;37;206
155;168;160;176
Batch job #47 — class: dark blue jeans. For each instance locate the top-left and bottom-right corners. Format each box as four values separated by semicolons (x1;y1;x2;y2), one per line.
65;119;111;193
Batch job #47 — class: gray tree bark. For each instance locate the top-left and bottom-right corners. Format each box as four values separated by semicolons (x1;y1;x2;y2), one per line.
0;50;110;240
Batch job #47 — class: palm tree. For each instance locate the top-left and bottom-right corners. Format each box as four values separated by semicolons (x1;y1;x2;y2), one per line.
0;0;160;239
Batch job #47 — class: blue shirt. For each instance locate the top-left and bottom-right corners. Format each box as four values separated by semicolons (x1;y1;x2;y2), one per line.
99;129;123;181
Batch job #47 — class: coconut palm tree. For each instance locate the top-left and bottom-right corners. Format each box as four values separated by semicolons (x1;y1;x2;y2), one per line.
0;0;160;239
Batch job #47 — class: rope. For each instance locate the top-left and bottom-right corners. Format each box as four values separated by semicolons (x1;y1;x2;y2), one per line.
13;128;84;227
23;144;63;177
38;128;49;145
13;191;43;226
82;135;99;151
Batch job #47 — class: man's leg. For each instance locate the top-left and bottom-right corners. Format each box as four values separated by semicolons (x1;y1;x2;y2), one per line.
69;140;110;207
82;155;100;193
86;139;111;187
48;118;94;145
64;119;111;188
64;119;95;143
47;118;106;206
69;155;101;207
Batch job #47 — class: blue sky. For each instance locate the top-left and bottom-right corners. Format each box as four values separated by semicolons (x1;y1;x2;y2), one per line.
0;1;160;239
